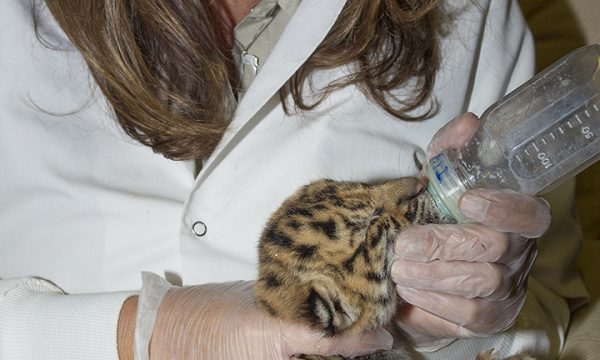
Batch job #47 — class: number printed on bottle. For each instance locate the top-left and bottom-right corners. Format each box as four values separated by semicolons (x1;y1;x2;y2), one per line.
582;126;595;140
537;152;553;169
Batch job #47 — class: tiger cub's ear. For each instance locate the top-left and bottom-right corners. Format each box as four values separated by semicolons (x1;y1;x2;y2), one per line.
305;279;360;336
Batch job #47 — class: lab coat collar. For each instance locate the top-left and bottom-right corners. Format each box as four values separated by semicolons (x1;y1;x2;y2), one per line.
195;0;347;183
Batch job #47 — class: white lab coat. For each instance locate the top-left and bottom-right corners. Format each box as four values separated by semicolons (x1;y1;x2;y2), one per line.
0;0;588;359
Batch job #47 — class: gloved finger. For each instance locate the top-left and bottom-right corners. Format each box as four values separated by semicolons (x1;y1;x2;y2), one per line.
426;113;479;159
392;238;536;301
395;303;472;343
283;324;393;358
503;238;538;287
395;224;538;266
392;259;516;300
396;285;527;335
395;223;513;263
459;188;552;238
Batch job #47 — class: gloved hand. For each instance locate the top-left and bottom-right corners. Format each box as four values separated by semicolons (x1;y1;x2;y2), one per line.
139;281;392;359
390;113;552;349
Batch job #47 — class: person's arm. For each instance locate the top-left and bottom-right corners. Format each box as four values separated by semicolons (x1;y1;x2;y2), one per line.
0;278;135;360
2;276;393;360
389;1;588;357
117;296;138;360
391;114;552;355
117;276;393;360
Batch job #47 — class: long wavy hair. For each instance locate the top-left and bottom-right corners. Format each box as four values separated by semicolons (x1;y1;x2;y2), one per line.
40;0;442;160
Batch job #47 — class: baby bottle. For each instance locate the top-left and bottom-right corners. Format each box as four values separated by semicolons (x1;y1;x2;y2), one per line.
426;44;600;222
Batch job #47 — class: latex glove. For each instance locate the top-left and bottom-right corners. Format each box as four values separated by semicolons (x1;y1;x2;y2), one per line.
145;281;392;359
390;113;552;349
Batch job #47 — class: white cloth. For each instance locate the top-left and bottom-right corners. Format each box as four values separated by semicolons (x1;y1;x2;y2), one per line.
0;0;588;359
0;278;135;359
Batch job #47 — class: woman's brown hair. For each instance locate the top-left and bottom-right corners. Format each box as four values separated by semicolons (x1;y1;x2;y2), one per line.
41;0;442;160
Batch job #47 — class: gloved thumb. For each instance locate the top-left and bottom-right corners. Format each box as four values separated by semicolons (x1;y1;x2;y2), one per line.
283;325;393;358
426;113;479;159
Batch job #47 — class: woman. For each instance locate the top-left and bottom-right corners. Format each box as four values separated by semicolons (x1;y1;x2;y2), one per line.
0;0;587;359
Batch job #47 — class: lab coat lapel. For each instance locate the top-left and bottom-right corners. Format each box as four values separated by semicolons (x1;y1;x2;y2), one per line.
196;0;347;182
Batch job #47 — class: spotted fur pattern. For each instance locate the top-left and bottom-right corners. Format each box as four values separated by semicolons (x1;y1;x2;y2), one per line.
256;178;448;359
256;178;535;360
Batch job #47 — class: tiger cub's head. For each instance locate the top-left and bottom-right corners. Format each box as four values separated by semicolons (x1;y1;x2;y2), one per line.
256;177;450;336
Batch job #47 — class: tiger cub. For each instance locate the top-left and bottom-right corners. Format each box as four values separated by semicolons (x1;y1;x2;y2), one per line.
255;177;535;360
256;177;448;359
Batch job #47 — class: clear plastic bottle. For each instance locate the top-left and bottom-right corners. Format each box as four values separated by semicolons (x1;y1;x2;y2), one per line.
426;44;600;222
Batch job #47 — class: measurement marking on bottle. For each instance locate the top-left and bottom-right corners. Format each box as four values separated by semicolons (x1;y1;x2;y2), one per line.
558;127;565;135
541;138;547;145
567;120;573;128
583;126;594;140
550;132;556;140
532;142;539;152
524;149;530;156
594;104;600;112
585;110;591;118
516;154;522;163
575;114;583;124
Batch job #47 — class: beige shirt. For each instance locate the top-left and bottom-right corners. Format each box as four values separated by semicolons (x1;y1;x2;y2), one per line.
232;0;301;98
